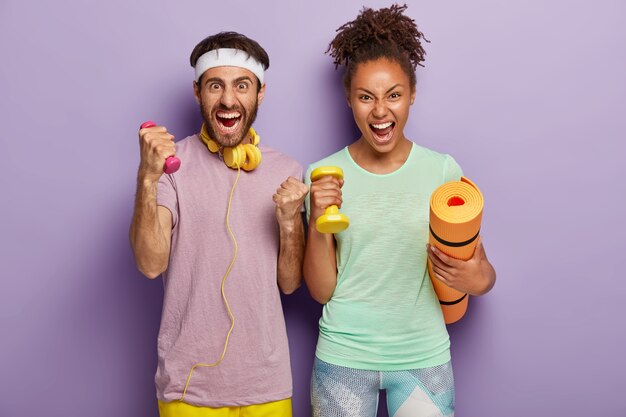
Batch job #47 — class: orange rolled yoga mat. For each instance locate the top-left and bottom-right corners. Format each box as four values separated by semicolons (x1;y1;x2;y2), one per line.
428;177;483;324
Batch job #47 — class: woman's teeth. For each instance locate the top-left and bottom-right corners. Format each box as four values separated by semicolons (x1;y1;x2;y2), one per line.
371;122;393;130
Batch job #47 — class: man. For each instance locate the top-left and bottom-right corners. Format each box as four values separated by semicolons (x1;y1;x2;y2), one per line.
130;31;307;416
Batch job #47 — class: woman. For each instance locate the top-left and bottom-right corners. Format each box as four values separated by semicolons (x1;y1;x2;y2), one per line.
304;5;496;417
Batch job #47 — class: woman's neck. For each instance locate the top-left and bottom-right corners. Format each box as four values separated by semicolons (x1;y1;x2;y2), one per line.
348;137;412;175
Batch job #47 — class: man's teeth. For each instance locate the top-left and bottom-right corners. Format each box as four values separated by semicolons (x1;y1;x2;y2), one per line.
372;122;393;129
217;112;241;119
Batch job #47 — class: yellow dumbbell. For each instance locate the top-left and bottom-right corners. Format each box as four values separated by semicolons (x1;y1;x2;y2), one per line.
310;166;350;234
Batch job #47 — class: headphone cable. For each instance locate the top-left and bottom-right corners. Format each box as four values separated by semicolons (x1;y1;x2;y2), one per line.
180;165;241;402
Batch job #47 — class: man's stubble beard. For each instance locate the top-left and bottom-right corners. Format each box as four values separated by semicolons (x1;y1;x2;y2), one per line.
200;99;259;148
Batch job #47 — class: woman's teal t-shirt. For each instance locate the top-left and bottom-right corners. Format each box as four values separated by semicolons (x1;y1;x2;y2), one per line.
305;143;463;371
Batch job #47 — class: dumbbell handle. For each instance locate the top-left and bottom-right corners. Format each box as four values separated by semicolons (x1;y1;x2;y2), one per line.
140;121;181;174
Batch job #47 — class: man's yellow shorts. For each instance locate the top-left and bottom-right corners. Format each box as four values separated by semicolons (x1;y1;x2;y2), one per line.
158;398;292;417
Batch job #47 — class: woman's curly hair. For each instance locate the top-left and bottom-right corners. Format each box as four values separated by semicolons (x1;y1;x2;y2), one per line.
326;4;428;91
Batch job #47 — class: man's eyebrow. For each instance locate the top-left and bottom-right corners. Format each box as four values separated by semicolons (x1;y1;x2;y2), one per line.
234;76;253;83
204;77;224;85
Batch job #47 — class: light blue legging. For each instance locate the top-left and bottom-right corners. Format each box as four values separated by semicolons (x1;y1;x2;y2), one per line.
311;358;454;417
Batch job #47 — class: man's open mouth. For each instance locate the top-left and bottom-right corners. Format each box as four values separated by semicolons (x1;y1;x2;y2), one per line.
216;111;242;133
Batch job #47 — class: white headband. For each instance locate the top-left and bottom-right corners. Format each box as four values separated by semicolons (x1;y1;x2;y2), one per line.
194;48;265;84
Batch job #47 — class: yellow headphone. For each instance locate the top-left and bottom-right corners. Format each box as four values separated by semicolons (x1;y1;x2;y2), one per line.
199;123;262;171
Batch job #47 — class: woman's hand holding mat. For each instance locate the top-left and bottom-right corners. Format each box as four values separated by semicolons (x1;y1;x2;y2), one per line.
427;237;494;296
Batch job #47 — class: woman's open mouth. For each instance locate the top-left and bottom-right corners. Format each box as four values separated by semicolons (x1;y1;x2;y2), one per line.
369;121;395;145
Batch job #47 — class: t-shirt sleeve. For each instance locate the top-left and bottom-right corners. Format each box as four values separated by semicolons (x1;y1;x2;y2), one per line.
443;154;464;183
157;173;179;228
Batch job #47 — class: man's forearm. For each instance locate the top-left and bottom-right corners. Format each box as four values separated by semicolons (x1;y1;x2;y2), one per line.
276;213;305;294
129;178;170;279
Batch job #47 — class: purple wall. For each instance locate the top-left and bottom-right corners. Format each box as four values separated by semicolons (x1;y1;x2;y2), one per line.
1;1;625;416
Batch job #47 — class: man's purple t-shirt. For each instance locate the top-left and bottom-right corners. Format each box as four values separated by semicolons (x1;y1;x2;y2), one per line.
156;133;302;407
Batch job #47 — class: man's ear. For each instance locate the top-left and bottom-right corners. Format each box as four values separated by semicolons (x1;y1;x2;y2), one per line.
193;81;201;104
257;83;266;104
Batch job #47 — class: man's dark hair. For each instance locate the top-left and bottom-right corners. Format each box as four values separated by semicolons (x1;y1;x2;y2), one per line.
326;4;428;92
190;31;270;90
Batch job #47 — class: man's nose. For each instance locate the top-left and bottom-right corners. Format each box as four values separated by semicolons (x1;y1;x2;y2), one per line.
220;86;236;108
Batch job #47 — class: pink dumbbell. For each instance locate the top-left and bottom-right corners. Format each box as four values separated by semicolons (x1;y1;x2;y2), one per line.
140;121;181;174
